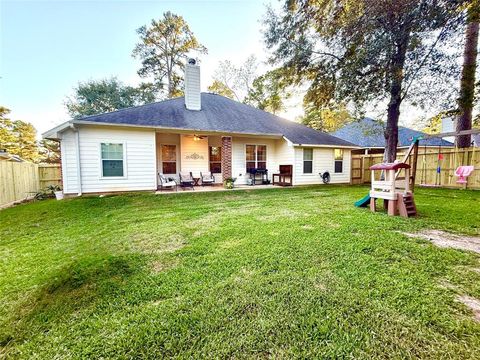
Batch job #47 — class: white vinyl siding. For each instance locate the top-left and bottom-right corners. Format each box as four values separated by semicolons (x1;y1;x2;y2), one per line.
293;147;351;185
75;126;156;193
274;139;294;168
180;135;209;177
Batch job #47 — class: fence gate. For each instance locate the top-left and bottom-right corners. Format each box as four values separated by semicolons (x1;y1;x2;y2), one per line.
351;156;363;184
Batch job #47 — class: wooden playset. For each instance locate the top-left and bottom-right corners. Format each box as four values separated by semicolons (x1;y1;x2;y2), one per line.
368;162;417;218
354;128;479;218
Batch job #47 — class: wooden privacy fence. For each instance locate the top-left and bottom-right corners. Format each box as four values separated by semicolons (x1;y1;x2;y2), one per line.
352;147;480;189
38;164;62;189
0;163;62;208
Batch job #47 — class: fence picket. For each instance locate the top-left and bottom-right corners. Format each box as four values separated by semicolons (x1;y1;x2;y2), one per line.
0;163;62;208
352;147;480;189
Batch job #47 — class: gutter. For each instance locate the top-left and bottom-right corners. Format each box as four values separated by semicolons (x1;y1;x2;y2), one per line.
70;120;285;139
71;124;83;196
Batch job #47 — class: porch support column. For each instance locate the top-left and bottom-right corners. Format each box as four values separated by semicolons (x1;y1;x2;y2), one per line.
221;136;232;181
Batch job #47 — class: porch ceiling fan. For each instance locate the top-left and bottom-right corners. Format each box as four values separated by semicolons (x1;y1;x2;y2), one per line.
190;134;207;141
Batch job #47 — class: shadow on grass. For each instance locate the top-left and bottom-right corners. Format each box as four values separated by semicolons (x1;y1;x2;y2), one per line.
1;254;145;348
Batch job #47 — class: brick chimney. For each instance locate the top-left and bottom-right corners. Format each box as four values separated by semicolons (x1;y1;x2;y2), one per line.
184;58;201;111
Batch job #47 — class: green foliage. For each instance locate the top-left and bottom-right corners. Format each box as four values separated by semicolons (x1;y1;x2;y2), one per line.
244;69;291;114
264;0;465;160
299;103;352;132
422;115;443;134
208;55;258;102
38;139;61;164
0;107;39;162
0;186;479;357
207;80;236;99
133;12;207;98
421;109;458;134
223;177;236;189
0;107;16;151
208;57;291;114
65;78;157;118
34;185;61;201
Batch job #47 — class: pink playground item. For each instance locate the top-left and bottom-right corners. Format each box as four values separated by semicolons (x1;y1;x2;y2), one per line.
455;166;474;184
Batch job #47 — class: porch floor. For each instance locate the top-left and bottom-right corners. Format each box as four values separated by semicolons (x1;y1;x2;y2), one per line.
155;184;286;194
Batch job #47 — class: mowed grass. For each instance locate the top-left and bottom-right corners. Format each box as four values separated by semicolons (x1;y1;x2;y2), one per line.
0;185;479;359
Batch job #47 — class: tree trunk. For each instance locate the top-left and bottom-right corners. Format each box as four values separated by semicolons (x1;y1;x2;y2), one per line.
456;3;480;148
385;36;409;163
167;71;174;98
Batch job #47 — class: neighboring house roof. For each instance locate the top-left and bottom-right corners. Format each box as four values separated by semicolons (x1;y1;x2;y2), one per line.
44;93;357;147
332;117;453;148
0;150;24;162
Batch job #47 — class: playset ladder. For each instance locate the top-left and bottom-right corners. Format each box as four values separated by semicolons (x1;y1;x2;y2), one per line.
397;192;417;218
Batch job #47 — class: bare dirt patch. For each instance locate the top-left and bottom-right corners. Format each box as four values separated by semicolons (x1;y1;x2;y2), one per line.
403;230;480;254
151;258;178;273
457;295;480;322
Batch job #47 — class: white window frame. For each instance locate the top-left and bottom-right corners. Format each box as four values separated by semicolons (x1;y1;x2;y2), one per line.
245;144;267;171
334;149;344;174
303;148;313;174
99;141;127;179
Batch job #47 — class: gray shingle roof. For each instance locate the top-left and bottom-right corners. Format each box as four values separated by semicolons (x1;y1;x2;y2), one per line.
75;93;356;147
332;117;453;147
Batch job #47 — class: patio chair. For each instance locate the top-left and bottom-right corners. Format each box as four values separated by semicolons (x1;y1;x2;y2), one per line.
158;173;177;192
179;171;195;190
200;172;215;186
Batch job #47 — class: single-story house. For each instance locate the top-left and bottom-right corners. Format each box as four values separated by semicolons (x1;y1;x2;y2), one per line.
332;117;453;154
43;60;359;195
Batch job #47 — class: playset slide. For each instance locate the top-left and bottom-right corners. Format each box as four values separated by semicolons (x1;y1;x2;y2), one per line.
354;194;371;207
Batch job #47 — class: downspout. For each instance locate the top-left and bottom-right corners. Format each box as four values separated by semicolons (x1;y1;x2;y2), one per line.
70;124;83;196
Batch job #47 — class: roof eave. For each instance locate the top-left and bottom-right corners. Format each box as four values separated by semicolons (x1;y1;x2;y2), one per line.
290;143;363;149
42;121;75;139
48;119;285;139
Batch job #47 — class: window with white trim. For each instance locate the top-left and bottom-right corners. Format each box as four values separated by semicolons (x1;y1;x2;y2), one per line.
303;148;313;173
101;143;124;177
334;149;344;173
246;144;267;173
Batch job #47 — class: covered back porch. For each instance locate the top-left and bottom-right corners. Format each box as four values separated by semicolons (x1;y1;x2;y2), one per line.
155;131;290;189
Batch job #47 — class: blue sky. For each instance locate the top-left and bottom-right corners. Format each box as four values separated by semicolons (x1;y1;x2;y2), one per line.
1;0;275;134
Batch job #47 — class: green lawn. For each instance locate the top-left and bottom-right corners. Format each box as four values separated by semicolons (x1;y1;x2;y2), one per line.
1;185;479;359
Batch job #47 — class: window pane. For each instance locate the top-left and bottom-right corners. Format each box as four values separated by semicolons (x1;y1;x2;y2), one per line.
246;161;256;172
304;160;312;173
303;148;313;161
334;149;344;160
257;145;267;161
335;160;343;173
209;146;221;161
162;162;176;174
257;161;267;169
246;145;256;161
101;143;123;160
162;145;176;161
210;162;221;173
102;160;123;177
